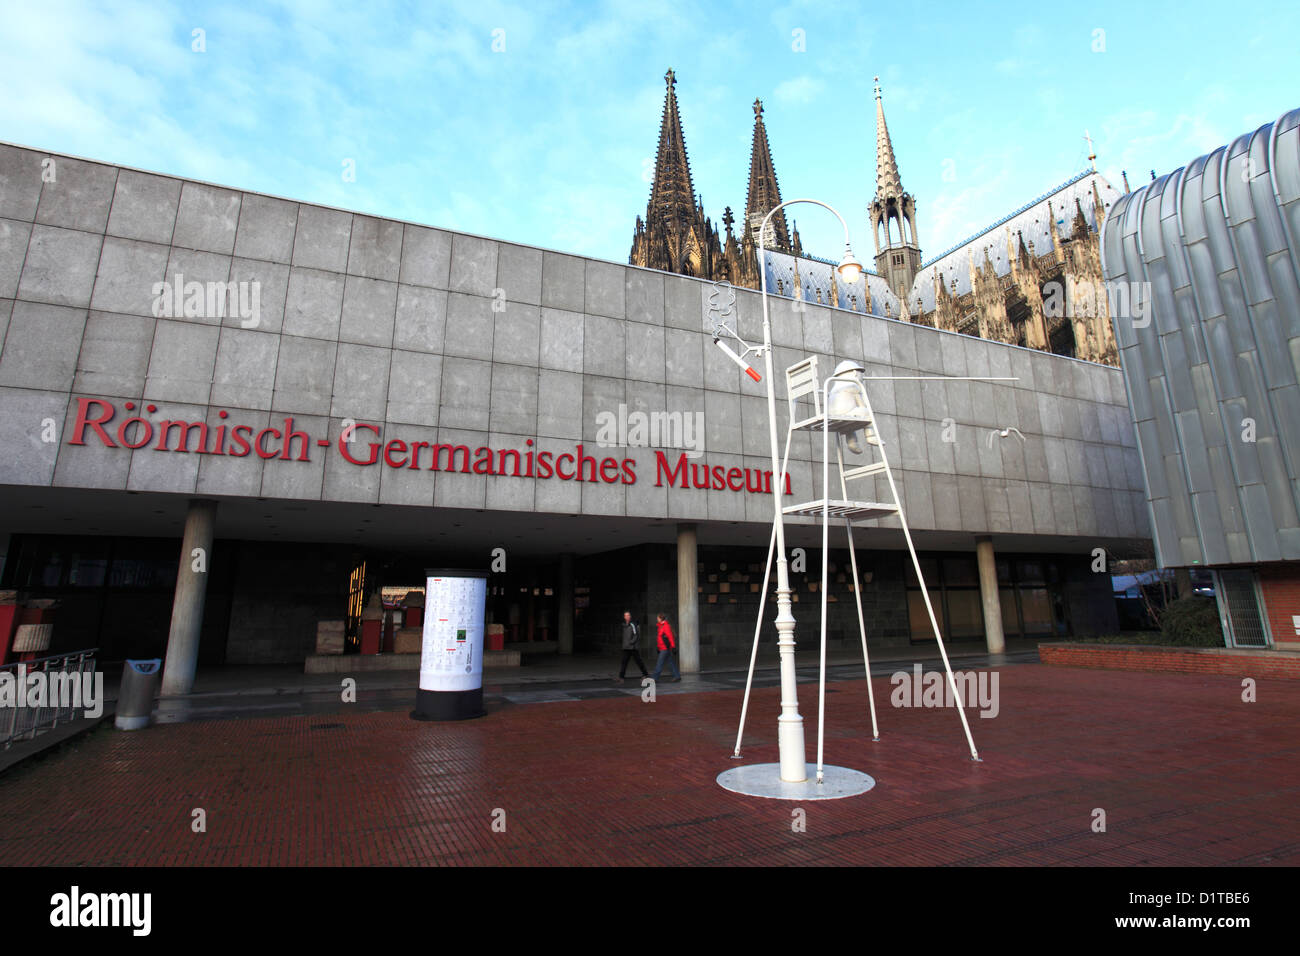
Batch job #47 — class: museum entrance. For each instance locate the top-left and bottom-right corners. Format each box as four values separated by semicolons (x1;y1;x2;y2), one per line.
343;550;562;656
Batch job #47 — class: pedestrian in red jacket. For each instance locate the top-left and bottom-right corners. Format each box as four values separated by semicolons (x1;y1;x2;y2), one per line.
651;612;681;682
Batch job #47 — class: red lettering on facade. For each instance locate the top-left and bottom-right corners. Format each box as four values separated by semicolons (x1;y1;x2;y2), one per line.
255;427;282;459
61;397;790;499
229;425;253;457
155;420;210;453
428;443;471;472
69;398;116;447
654;450;687;487
282;418;311;461
339;424;380;465
384;439;408;468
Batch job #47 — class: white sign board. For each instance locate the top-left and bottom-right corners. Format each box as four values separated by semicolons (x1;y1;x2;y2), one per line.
419;573;487;693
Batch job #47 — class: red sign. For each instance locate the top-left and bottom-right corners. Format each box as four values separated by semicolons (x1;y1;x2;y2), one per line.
67;398;793;495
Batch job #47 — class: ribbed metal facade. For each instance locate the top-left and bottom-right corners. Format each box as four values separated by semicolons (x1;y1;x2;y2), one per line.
1101;108;1300;568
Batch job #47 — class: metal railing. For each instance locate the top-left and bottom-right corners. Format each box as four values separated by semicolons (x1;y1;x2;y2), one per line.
2;649;98;750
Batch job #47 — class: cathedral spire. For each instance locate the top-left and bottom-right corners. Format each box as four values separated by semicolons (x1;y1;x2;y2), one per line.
873;77;904;200
869;77;922;302
744;98;790;252
647;68;697;233
629;69;722;279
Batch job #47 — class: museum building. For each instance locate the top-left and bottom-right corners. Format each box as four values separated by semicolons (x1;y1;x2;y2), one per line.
1101;107;1300;651
0;140;1151;691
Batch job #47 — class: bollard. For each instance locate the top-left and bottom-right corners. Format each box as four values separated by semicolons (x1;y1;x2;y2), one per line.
116;659;161;730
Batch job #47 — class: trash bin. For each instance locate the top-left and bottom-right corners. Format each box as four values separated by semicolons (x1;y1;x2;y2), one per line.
116;659;161;730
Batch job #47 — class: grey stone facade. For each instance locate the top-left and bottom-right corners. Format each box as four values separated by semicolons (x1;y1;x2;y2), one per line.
0;142;1149;547
0;143;1156;663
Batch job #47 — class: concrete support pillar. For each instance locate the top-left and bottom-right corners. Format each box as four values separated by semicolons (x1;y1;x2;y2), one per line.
975;535;1005;655
1175;567;1193;598
161;499;217;697
525;565;537;643
676;524;700;674
557;553;574;655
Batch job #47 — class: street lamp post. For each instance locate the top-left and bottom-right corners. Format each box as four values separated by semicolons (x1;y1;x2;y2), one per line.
756;199;861;783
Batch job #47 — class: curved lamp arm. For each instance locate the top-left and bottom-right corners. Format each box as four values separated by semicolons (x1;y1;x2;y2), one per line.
758;198;863;297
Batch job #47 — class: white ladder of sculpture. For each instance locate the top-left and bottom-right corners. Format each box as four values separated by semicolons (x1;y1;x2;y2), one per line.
731;356;981;778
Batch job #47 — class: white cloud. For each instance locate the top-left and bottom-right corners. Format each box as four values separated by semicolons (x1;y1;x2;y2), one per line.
773;75;824;105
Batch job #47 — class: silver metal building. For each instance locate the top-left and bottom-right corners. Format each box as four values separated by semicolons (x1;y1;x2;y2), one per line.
1100;107;1300;650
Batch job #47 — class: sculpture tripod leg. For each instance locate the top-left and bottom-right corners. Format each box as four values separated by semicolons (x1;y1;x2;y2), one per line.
835;441;879;741
881;460;981;762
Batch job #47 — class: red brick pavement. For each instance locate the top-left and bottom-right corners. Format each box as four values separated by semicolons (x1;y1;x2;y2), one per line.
0;663;1297;866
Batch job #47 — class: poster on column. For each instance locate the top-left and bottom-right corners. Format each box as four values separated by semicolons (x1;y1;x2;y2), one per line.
419;572;487;693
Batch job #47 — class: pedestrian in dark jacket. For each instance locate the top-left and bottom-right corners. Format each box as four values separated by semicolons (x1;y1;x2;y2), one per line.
615;610;649;684
651;612;681;681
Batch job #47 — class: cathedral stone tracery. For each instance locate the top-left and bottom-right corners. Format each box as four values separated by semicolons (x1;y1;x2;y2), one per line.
629;69;1120;366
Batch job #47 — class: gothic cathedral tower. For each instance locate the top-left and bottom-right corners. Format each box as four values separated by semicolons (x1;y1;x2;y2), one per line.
743;100;792;254
629;69;723;279
869;78;922;302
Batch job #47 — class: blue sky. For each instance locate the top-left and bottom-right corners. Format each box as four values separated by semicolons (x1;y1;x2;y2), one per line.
2;0;1296;267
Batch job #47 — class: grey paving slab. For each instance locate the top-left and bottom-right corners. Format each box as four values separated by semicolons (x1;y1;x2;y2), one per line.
0;144;46;221
126;400;206;494
196;407;270;497
399;224;452;289
17;224;101;307
0;301;87;389
257;411;327;501
664;274;705;332
626;269;665;326
52;394;131;490
173;182;241;255
74;311;154;398
272;334;338;416
346;215;402;281
584;313;625;378
233;194;298;264
322;415;383;504
393;284;446;354
448;233;498;298
437;356;492;430
143;320;219;405
292;205;352;273
496;242;542;307
0;386;66;485
339;275;397;348
106;170;182;245
34;157;117;233
226;258;289;333
541;251;585;313
377;423;439;507
0;218;32;298
386;349;442;427
330;342;391;421
585;260;625;319
489;364;539;435
537;368;584;441
89;237;169;317
283;267;345;340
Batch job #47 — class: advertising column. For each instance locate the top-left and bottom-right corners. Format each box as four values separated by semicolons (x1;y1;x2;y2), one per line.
411;569;488;721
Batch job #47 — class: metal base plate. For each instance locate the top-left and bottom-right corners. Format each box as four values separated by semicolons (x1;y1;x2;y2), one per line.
716;763;876;800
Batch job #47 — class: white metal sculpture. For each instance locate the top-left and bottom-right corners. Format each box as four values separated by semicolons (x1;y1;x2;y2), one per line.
726;354;1023;793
